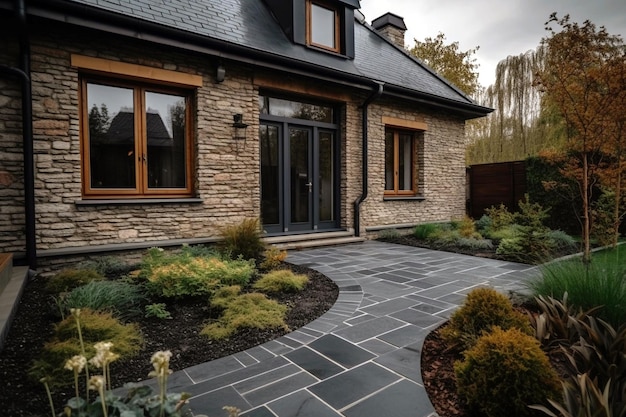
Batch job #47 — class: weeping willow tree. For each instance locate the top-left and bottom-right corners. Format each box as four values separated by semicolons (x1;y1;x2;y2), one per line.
466;47;567;165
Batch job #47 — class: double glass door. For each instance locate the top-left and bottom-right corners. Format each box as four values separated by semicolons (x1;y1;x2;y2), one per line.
260;123;337;233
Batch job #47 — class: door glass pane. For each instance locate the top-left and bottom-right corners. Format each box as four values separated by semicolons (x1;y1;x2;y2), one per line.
87;83;135;188
260;125;280;225
145;92;186;188
398;133;413;191
384;131;394;191
311;3;336;48
319;132;334;221
290;128;310;224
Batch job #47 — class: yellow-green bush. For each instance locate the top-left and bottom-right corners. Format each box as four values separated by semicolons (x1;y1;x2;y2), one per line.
143;254;255;298
253;270;309;294
30;309;143;386
202;288;288;340
441;287;531;350
455;327;561;417
259;247;288;271
45;268;105;293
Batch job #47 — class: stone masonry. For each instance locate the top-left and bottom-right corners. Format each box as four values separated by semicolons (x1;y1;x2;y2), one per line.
0;21;468;256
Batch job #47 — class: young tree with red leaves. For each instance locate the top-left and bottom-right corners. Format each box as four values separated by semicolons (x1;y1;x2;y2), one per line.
534;13;626;262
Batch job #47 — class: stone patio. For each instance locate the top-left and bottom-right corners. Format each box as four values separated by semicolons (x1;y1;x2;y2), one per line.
163;241;539;417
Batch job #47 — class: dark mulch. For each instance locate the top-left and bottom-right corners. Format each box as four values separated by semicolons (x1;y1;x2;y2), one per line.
378;236;501;260
0;263;338;417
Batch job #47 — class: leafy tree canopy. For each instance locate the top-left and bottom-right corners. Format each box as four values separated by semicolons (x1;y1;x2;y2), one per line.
408;32;481;97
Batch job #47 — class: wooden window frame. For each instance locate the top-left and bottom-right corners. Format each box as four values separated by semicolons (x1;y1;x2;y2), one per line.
384;128;418;197
306;0;341;53
79;76;195;199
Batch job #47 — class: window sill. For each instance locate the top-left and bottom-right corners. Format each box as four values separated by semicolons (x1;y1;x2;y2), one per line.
383;195;426;202
75;198;203;206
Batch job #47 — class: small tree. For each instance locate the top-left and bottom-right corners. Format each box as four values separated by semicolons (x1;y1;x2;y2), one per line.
534;14;626;262
408;32;480;97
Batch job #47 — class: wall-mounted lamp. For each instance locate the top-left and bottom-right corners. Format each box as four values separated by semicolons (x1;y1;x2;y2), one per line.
216;63;225;83
232;114;249;140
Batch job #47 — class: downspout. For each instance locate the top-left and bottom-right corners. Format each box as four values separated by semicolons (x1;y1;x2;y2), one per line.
0;0;36;269
353;82;383;237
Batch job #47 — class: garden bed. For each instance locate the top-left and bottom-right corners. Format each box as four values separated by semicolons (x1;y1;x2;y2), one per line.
0;262;338;417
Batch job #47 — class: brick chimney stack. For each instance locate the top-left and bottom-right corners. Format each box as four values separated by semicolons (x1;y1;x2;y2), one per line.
371;12;407;49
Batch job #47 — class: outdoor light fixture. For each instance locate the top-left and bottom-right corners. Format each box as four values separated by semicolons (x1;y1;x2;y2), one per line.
216;63;225;83
232;113;248;140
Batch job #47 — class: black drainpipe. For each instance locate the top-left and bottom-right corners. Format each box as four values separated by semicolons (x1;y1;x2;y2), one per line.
0;0;36;269
353;82;383;237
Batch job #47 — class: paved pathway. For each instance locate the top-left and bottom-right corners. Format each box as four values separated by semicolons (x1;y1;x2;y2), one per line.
170;241;539;417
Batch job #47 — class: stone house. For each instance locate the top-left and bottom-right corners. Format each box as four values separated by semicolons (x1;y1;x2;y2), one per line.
0;0;491;269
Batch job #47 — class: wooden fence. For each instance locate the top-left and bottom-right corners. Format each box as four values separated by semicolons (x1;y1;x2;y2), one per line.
467;161;527;219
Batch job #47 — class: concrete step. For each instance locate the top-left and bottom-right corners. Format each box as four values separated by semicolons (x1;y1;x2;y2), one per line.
264;231;366;251
0;264;30;351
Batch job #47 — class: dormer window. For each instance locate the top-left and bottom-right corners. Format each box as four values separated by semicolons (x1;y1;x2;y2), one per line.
306;0;340;52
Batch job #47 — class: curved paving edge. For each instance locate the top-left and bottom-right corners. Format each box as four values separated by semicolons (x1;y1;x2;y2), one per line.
164;241;538;417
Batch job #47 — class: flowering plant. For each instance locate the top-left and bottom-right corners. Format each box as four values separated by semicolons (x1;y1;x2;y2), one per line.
40;308;227;417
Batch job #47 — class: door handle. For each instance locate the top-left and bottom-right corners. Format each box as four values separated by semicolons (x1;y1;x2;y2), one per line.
305;181;312;193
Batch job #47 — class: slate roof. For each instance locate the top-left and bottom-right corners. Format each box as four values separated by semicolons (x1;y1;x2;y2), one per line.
21;0;490;114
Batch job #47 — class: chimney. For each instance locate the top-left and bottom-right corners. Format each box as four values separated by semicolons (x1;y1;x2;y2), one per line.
371;12;407;49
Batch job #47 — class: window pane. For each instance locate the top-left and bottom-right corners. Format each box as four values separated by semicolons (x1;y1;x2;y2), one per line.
260;125;280;225
398;133;413;191
384;131;394;191
319;132;334;221
311;3;336;48
145;92;187;188
87;83;136;189
290;128;310;224
261;96;333;122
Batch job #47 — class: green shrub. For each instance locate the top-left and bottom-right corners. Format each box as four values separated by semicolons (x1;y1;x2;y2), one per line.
254;270;309;293
487;224;523;241
377;228;401;239
76;256;135;277
591;189;619;247
455;238;494;251
144;303;172;319
547;229;577;252
142;251;255;298
202;288;288;340
413;223;440;240
30;309;143;386
455;327;561;417
218;218;265;261
259;247;288;271
494;197;556;264
58;280;145;319
529;258;626;327
45;269;105;294
457;215;481;239
441;287;531;350
485;203;516;231
475;214;492;233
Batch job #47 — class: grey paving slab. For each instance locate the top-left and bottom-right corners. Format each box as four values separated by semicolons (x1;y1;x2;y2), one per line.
309;363;401;410
176;241;537;417
342;380;433;417
285;347;345;379
308;334;375;368
267;389;342;417
334;316;407;342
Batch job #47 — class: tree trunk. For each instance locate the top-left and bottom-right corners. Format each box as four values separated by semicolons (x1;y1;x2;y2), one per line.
582;152;591;263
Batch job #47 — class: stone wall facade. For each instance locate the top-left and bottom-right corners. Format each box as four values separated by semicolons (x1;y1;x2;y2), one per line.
0;21;467;257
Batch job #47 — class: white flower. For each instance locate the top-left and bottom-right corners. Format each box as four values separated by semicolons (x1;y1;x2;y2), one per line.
87;375;104;392
64;355;87;373
90;342;119;368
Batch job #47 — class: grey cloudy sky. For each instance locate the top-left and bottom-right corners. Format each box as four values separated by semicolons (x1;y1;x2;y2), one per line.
359;0;626;87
